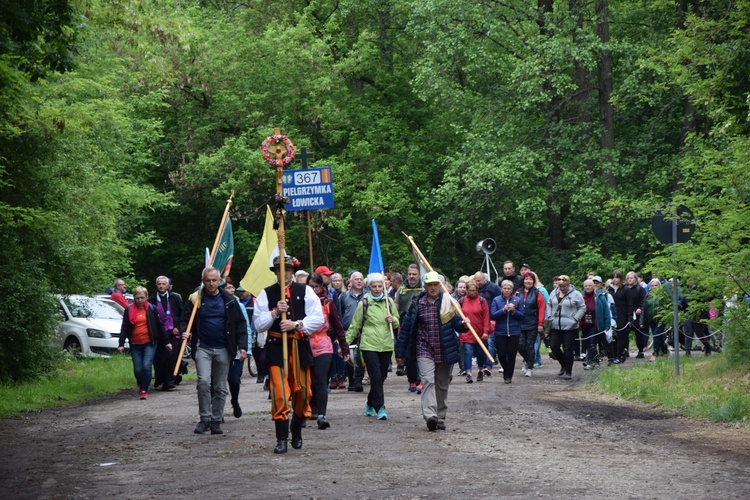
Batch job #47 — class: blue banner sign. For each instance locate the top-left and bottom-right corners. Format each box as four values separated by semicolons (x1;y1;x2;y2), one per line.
282;167;335;212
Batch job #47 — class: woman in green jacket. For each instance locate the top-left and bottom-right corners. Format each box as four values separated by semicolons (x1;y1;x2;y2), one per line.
346;272;399;420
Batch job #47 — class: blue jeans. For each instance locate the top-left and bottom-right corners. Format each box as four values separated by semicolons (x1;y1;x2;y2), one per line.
329;342;346;379
484;334;497;369
650;322;668;356
534;334;542;366
130;342;157;391
461;342;486;375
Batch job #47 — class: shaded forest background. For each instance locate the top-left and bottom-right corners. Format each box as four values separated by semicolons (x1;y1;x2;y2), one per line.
1;0;749;380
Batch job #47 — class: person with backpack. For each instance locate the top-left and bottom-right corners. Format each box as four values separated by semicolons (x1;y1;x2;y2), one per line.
458;278;490;383
346;273;399;421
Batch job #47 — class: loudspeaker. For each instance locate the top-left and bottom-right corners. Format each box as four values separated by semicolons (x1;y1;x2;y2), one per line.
475;238;496;255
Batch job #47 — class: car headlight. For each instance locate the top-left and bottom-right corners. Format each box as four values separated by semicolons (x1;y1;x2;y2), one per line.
87;328;112;339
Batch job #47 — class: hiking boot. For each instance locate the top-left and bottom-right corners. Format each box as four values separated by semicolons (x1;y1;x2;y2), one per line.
232;401;242;418
210;421;223;435
426;416;438;431
194;420;210;434
317;415;330;429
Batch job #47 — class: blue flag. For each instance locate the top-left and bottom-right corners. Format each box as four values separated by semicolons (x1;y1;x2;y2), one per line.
368;219;384;275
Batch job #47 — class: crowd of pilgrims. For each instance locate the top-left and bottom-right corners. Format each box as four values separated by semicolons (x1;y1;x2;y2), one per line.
114;260;719;440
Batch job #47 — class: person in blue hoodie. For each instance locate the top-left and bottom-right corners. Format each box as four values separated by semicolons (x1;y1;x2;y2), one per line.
489;280;524;384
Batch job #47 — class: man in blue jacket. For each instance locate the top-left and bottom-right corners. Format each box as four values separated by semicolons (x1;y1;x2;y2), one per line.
396;272;468;432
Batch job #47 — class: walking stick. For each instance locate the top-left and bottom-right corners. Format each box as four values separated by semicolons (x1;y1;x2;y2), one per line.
402;232;495;363
174;192;235;376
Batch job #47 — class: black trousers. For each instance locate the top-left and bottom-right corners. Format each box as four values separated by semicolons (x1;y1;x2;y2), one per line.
495;335;520;380
361;350;392;411
310;353;333;416
550;329;576;375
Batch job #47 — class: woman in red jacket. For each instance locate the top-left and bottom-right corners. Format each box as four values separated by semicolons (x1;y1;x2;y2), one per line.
458;278;491;383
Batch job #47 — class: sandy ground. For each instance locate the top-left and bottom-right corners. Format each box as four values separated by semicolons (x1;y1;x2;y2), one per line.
2;354;749;499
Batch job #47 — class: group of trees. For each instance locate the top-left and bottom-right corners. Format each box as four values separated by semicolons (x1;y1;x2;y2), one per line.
1;0;748;381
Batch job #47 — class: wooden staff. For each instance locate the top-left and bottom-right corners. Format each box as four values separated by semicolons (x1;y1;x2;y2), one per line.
174;192;235;376
402;232;495;363
385;289;395;340
271;130;291;375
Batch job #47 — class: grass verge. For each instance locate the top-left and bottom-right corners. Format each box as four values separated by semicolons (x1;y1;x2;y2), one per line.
593;353;750;424
2;354;143;418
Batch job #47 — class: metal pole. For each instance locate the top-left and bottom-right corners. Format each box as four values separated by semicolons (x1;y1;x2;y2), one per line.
673;215;680;376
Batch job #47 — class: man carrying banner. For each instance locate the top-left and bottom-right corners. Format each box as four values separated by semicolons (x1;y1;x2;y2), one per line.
253;254;325;454
395;271;469;432
180;266;248;435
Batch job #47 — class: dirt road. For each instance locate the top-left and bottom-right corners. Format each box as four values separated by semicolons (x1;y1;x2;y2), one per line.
2;358;748;499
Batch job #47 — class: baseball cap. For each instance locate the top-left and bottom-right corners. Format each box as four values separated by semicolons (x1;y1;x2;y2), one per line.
592;276;603;283
423;271;441;284
315;265;335;276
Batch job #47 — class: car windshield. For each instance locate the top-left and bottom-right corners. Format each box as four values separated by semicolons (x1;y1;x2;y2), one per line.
64;297;123;319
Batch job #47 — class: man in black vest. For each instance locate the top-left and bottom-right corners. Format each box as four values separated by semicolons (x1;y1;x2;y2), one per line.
253;254;325;454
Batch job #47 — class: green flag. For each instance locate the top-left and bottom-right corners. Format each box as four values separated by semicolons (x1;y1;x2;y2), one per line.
212;218;234;278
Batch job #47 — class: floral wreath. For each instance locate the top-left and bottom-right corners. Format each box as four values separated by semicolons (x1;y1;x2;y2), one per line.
260;134;296;167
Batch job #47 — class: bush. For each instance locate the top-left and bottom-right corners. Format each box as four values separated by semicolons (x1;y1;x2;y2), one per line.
722;299;750;368
0;259;59;382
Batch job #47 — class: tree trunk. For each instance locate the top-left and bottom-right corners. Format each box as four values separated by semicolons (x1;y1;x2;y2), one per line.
596;0;617;190
538;0;566;249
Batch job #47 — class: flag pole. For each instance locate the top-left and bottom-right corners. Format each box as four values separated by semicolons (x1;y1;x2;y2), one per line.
174;191;235;376
402;232;495;363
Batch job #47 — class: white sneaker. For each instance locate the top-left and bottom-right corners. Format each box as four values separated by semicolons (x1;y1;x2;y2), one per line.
525;369;532;377
498;366;504;373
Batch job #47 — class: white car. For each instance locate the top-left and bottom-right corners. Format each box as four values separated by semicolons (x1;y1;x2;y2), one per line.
55;295;128;357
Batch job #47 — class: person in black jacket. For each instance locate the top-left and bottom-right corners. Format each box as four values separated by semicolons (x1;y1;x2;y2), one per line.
180;267;248;436
149;275;184;391
395;271;468;432
118;286;169;400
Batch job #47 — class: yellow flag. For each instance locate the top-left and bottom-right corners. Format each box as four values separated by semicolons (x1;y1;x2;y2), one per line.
240;206;278;297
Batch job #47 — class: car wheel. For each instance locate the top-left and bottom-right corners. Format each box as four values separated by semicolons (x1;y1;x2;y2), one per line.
63;337;84;357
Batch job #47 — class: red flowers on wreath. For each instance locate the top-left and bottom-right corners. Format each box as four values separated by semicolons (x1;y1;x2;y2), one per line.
261;134;296;167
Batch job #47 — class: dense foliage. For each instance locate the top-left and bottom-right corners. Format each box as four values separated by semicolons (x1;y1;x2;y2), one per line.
1;0;748;381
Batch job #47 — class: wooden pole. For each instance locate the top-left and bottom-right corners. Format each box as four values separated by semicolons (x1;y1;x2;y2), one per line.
306;210;314;272
269;158;289;375
174;192;235;376
272;133;290;375
402;232;495;363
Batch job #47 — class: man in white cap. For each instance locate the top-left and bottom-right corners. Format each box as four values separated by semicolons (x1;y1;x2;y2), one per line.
395;271;468;431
